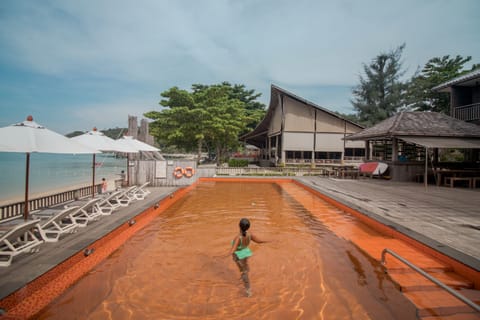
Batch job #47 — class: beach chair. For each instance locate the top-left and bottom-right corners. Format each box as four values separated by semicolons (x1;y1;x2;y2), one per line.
111;186;137;207
36;206;80;242
68;198;103;227
0;219;43;267
128;182;151;200
94;190;123;215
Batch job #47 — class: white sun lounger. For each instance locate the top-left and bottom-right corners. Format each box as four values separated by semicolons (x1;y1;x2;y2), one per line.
128;182;151;200
111;186;137;207
0;219;43;267
36;206;80;242
68;198;103;227
94;190;123;215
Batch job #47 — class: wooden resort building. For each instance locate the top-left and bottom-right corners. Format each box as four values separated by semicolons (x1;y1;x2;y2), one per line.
345;112;480;182
433;68;480;125
241;85;365;166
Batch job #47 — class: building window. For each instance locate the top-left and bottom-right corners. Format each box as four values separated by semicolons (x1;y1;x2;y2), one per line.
315;151;342;160
344;148;365;158
371;140;392;161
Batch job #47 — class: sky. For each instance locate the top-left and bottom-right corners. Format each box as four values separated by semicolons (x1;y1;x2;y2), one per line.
0;0;479;134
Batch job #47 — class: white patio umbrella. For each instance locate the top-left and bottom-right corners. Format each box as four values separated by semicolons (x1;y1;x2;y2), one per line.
71;128;137;197
114;136;160;186
0;116;99;220
115;135;160;152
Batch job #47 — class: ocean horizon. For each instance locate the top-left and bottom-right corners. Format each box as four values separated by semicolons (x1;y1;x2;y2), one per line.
0;153;126;203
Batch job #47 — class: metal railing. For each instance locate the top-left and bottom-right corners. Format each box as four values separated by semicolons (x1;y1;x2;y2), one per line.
0;184;100;221
284;158;364;164
454;103;480;122
215;166;331;177
381;248;480;312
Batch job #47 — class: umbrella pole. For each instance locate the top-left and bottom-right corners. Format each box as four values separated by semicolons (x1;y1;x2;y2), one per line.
92;154;96;198
24;152;30;220
424;147;428;191
126;154;130;187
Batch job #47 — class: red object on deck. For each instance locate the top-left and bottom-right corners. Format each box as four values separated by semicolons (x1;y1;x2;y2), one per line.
359;162;379;174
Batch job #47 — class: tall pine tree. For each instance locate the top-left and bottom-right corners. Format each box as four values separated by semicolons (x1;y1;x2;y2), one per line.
406;55;475;114
351;44;406;126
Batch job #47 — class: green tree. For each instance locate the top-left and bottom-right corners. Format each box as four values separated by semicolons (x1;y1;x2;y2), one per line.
351;44;407;126
66;128;127;139
65;130;85;138
145;87;199;152
145;83;259;165
196;85;247;164
192;82;266;134
102;127;128;140
406;55;475;114
333;111;362;125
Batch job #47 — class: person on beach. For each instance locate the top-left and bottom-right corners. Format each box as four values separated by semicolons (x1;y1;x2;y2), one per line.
120;170;127;187
228;218;268;297
101;178;108;194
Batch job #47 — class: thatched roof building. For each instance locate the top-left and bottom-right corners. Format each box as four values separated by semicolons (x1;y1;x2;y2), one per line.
346;111;480;181
241;85;364;165
347;111;480;147
347;111;480;139
432;69;480;125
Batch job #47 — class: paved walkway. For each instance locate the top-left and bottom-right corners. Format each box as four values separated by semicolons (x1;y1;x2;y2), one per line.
297;177;480;271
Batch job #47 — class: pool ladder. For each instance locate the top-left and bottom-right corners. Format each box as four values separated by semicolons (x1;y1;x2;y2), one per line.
381;248;480;313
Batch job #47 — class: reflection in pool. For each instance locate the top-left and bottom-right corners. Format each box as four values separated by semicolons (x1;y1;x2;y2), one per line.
37;181;416;319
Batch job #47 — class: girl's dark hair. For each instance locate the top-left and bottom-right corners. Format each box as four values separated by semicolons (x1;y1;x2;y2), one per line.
239;218;250;236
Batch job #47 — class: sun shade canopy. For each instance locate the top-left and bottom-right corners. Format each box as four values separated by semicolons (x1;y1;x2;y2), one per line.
115;136;159;152
399;136;480;149
0;118;99;154
72;129;135;153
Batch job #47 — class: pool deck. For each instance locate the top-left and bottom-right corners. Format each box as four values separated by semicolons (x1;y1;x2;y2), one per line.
0;178;479;306
0;186;178;302
297;176;480;272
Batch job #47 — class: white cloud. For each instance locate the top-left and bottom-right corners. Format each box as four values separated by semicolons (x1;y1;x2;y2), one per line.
0;0;479;130
4;1;480;81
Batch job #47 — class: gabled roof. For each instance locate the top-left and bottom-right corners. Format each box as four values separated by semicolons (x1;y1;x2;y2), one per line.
240;85;363;146
345;111;480;141
432;68;480;92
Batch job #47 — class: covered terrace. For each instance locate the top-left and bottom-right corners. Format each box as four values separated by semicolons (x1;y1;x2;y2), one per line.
345;111;480;184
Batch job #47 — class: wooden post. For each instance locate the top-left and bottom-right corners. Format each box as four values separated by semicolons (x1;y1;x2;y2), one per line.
92;153;96;198
424;147;428;191
24;152;30;220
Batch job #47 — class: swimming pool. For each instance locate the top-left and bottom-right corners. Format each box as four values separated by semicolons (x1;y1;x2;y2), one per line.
36;180;417;319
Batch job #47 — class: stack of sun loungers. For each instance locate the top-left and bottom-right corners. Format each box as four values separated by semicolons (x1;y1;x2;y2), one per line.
0;182;151;267
0;219;43;267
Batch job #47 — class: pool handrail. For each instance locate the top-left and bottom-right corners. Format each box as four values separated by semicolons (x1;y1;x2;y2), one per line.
381;248;480;313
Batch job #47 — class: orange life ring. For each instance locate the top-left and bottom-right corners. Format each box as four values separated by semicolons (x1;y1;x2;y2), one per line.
173;167;184;179
184;167;195;178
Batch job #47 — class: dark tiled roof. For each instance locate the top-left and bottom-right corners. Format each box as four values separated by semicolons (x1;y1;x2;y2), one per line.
241;85;364;146
346;112;480;140
432;69;480;91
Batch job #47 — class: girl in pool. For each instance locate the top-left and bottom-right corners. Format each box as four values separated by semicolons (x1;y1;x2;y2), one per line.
228;218;268;297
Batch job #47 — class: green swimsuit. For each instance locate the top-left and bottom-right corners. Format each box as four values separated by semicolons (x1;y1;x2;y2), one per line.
233;234;253;260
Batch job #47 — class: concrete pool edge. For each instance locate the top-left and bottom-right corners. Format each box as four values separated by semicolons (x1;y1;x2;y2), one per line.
0;185;195;319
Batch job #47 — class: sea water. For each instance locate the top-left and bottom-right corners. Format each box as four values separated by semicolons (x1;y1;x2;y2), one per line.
0;153;125;203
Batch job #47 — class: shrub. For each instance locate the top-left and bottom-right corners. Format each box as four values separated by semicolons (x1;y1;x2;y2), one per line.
228;159;249;167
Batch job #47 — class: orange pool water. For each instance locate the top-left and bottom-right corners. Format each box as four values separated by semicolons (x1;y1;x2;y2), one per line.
36;180;417;319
